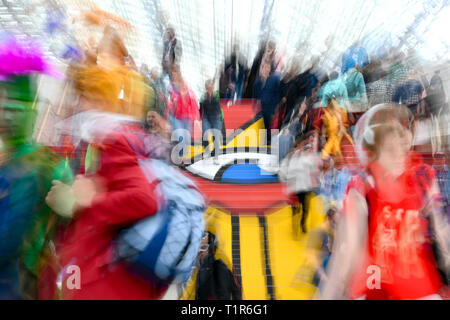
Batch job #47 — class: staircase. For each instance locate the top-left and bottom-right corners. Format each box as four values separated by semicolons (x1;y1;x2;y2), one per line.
338;135;361;170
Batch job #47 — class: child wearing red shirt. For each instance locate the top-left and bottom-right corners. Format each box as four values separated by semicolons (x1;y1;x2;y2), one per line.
321;104;449;300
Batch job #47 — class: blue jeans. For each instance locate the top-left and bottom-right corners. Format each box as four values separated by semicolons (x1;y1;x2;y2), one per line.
170;116;192;132
225;88;235;100
170;116;192;161
234;80;244;100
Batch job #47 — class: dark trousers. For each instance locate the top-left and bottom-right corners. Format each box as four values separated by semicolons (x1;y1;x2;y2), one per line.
262;104;276;145
295;191;309;233
202;116;223;157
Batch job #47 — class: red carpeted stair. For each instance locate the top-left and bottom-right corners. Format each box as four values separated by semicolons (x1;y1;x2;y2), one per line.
220;99;260;130
339;135;361;170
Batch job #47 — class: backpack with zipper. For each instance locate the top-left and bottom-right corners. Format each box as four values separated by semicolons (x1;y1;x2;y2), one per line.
115;132;206;287
195;232;242;300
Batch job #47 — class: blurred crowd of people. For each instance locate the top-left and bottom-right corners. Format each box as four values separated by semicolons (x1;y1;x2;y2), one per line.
0;5;449;300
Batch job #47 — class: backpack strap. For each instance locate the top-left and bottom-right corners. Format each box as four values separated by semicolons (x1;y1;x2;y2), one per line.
415;165;450;284
414;165;445;216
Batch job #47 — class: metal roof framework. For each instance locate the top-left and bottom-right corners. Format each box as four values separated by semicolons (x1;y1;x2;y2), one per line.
2;0;449;97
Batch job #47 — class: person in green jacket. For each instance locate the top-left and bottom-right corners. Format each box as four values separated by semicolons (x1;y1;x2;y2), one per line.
0;36;73;299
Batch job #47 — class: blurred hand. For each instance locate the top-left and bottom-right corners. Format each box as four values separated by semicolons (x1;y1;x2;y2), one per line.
46;180;76;218
299;100;307;115
72;175;104;210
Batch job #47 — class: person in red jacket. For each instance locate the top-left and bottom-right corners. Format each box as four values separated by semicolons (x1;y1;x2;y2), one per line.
46;65;167;300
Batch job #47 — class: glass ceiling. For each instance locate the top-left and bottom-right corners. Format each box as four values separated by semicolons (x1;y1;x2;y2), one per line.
1;0;450;98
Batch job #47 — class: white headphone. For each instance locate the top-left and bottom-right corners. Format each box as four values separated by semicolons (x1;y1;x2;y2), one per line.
363;124;382;145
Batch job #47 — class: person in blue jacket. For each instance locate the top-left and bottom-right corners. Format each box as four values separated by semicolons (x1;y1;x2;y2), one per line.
341;46;369;75
253;63;281;145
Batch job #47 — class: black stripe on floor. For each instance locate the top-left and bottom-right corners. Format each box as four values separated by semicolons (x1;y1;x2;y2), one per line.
231;215;242;294
259;215;276;300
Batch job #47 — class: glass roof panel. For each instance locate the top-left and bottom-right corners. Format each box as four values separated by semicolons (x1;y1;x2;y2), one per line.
4;0;450;98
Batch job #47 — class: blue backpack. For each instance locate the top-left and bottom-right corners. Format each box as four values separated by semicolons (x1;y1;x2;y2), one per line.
115;135;206;287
